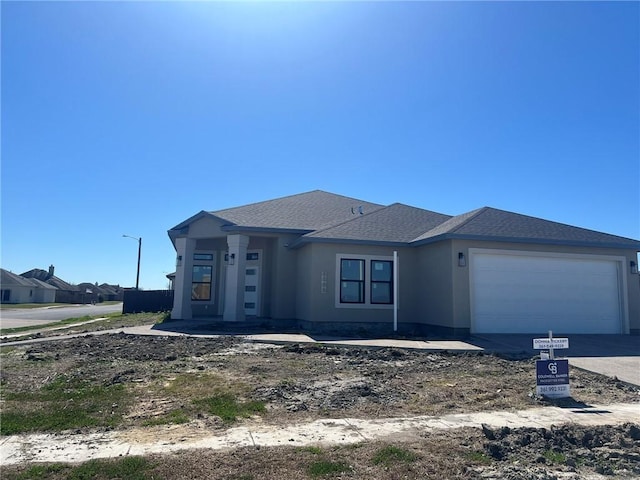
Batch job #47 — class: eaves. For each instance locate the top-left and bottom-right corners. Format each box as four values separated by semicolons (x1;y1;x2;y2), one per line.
410;233;640;251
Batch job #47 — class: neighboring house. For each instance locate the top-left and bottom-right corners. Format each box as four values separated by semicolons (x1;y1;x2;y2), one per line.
21;265;78;303
166;272;175;290
168;190;640;336
1;268;57;304
19;266;124;303
99;284;124;301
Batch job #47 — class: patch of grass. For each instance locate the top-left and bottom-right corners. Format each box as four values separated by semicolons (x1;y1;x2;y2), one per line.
298;446;323;455
0;303;68;310
0;374;129;435
142;409;190;426
468;451;492;464
307;460;351;477
0;311;166;338
6;458;152;480
543;449;566;464
0;315;95;335
194;393;265;423
8;463;69;479
372;445;419;466
68;456;152;480
164;372;232;397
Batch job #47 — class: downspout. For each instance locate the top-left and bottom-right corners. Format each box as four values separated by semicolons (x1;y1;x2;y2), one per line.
393;250;398;332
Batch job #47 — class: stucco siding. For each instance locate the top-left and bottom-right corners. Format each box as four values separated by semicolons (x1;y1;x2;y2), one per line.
188;216;227;238
298;243;411;326
270;235;299;319
295;244;314;321
416;241;454;330
2;285;33;304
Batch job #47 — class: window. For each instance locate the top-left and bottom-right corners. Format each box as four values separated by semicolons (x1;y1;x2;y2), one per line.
340;259;365;303
335;255;395;308
194;253;213;261
371;260;393;304
191;265;212;301
224;252;260;261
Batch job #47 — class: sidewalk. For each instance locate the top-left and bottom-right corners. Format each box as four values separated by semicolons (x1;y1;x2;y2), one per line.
0;323;485;353
2;402;638;466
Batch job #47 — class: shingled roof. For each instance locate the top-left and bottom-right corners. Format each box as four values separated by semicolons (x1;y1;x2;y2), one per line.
303;203;451;244
2;269;37;287
211;190;384;232
171;190;640;250
20;269;76;290
411;207;640;249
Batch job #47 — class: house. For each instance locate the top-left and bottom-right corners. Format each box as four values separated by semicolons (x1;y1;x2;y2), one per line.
99;284;125;301
21;265;79;303
168;190;640;336
1;268;57;304
12;265;124;304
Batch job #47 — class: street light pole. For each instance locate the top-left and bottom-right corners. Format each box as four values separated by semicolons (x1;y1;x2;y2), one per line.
122;235;142;290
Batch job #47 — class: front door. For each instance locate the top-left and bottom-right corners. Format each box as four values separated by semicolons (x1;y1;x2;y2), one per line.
244;266;259;316
220;250;261;317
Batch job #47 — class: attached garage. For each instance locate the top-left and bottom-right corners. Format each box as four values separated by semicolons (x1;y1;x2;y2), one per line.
470;250;625;334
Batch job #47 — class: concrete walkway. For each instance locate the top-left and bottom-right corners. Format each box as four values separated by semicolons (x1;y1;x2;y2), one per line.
2;324;638;385
0;323;485;352
2;402;638;465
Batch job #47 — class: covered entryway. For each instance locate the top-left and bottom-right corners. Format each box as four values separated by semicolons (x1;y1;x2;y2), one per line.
470;250;625;334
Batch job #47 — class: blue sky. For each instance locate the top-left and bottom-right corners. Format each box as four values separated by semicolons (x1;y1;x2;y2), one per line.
2;1;638;290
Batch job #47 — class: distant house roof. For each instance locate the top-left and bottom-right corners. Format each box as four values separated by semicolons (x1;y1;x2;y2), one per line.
27;278;57;290
20;269;76;291
2;268;37;287
170;190;640;251
99;284;122;295
1;269;58;289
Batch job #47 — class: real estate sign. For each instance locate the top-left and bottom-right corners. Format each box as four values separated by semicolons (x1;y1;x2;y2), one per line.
533;338;569;350
535;359;570;398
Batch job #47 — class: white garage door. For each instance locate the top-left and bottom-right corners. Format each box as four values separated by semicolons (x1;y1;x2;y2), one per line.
470;252;622;334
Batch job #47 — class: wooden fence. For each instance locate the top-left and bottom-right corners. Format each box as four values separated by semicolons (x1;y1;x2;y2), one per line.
122;289;174;314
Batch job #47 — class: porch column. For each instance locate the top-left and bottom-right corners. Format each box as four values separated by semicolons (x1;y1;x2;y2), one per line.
223;234;249;322
171;237;196;320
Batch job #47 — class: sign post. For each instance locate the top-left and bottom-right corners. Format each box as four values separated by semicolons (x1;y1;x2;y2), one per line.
533;331;570;398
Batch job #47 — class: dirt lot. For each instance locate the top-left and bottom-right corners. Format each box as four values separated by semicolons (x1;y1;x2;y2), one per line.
1;332;639;479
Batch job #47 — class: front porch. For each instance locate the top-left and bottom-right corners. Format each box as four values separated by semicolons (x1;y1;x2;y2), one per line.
170;230;298;323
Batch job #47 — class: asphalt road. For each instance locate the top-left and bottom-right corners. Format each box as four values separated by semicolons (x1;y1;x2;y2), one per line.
0;303;123;329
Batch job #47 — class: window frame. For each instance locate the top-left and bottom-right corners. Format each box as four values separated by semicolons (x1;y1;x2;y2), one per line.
335;254;395;309
370;260;394;304
191;264;213;301
339;258;365;304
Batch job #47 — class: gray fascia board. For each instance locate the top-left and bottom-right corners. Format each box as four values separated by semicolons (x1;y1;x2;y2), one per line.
410;233;640;251
220;225;314;235
169;211;233;232
168;211;237;247
290;236;409;249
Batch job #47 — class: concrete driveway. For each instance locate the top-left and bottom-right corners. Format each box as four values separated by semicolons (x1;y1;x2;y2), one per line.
468;334;640;386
